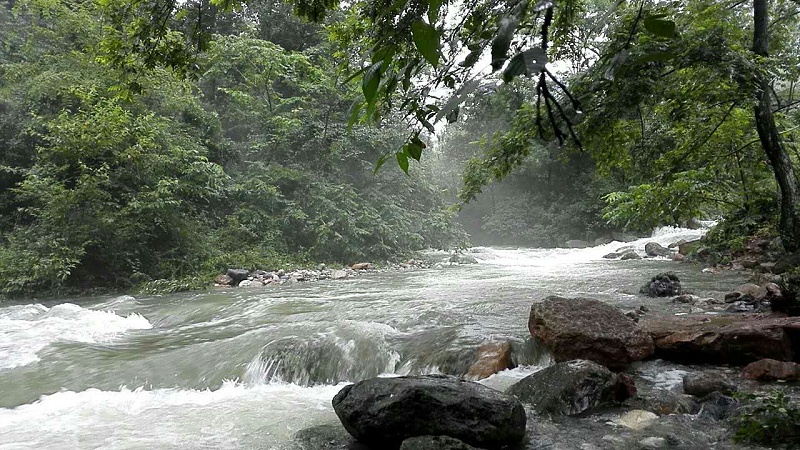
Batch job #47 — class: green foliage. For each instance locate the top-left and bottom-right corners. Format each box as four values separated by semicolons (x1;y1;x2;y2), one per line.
734;391;800;446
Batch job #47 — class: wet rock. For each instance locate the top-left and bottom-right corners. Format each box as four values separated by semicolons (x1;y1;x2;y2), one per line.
238;279;253;287
625;311;640;322
332;375;526;448
466;341;514;380
565;240;590;249
594;236;613;246
725;301;755;313
678;240;701;255
620;250;642;260
697;391;738;421
399;436;479;450
640;273;681;297
773;250;800;274
350;262;373;270
645;242;670;257
214;274;233;286
616;410;658;430
742;358;800;381
671;294;697;304
640;314;800;365
449;253;478;264
226;268;250;283
291;424;367;450
529;297;654;369
330;269;348;280
506;360;634;416
724;283;765;303
602;252;621;259
639;437;666;448
671;253;685;261
682;372;736;397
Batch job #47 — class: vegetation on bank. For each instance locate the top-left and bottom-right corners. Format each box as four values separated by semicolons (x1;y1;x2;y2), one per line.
1;0;799;298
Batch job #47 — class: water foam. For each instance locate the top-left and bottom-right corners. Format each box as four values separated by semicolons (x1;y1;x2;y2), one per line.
0;303;152;370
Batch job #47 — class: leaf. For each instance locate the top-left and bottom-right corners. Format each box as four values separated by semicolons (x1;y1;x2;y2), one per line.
491;17;518;71
636;51;676;63
405;141;423;161
342;65;368;85
428;0;443;24
502;48;547;82
503;53;526;83
372;44;396;66
643;17;677;38
603;49;629;81
362;62;383;107
347;101;364;131
396;151;410;174
459;48;482;68
411;20;440;68
435;79;480;123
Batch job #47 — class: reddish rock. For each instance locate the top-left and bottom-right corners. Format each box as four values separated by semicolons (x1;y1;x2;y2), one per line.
640;314;800;365
671;253;685;261
743;358;800;381
350;262;373;270
467;342;514;380
529;297;654;370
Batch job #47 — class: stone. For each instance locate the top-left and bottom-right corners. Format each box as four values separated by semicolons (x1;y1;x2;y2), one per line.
594;236;613;246
645;242;670;257
291;424;367;450
449;253;478;264
742;358;800;381
616;410;658;430
640;272;682;297
671;294;697;304
399;436;480;450
330;269;348;280
772;250;800;274
639;314;800;365
602;252;621;259
226;268;250;283
565;240;590;248
506;360;635;416
639;437;666;449
529;297;654;369
671;253;685;261
332;375;526;449
466;341;514;380
620;250;642;260
678;240;701;255
682;372;736;397
697;391;738;421
350;262;373;270
238;279;252;287
625;388;698;415
214;274;233;285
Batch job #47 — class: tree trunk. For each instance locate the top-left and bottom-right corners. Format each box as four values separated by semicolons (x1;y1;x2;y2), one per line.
753;0;800;252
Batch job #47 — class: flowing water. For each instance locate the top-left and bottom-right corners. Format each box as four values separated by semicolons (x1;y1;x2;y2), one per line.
0;227;750;449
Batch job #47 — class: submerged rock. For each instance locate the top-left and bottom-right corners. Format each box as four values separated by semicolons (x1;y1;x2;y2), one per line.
529;296;654;369
565;240;590;248
682;372;737;397
506;359;635;416
616;409;658;430
620;250;642;260
603;252;621;259
466;341;514;380
331;375;526;448
640;272;682;297
449;253;478;264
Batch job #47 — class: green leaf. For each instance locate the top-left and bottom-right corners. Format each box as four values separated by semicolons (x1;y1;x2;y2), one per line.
396;151;410;174
411;20;440;68
347;101;364;131
503;48;548;82
503;53;526;83
491;17;518;71
428;0;443;24
362;62;383;107
373;153;391;174
405;141;423;161
643;17;677;38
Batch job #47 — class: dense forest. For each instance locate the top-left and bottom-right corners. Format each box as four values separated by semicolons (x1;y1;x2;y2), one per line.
1;0;799;297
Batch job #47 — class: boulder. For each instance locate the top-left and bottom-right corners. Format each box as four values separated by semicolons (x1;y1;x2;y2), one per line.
594;236;613;246
350;262;373;270
506;360;635;416
678;240;701;255
724;283;766;303
742;358;800;381
226;268;250;283
331;375;526;449
602;252;621;259
682;372;736;397
214;274;233;286
528;297;654;369
697;391;738;421
620;250;642;260
639;314;800;365
772;250;800;274
671;294;697;304
565;240;590;249
330;269;348;280
671;253;685;261
640;273;681;297
645;242;670;257
399;436;480;450
616;410;658;430
466;341;514;380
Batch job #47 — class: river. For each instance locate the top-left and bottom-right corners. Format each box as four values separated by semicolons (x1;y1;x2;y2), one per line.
0;227;749;449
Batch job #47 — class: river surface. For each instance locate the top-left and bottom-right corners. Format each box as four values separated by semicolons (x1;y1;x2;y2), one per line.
0;227;749;449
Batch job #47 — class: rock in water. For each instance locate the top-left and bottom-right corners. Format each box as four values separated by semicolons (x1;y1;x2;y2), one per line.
529;296;654;369
506;360;635;416
399;436;480;450
226;268;250;283
331;375;526;448
466;341;514;380
682;372;736;397
645;242;670;257
640;272;681;297
742;358;800;381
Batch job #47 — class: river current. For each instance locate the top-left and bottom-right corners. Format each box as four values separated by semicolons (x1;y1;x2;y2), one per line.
0;227;749;449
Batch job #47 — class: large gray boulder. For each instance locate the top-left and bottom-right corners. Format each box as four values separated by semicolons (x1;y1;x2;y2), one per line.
644;242;670;257
506;360;635;416
331;375;526;448
529;297;655;369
